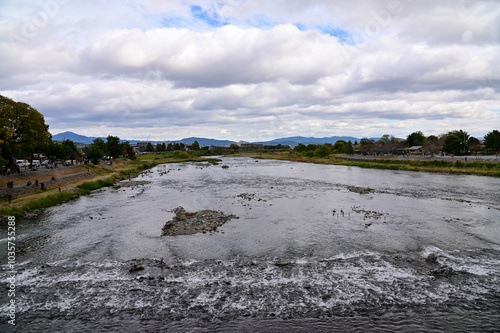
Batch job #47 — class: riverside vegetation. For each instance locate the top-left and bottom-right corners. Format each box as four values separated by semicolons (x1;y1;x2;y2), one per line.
2;149;500;219
0;151;222;218
243;151;500;177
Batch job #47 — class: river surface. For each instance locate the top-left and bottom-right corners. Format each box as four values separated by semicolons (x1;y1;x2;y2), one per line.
1;157;500;332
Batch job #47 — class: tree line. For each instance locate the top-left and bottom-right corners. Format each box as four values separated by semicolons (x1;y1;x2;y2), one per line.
1;95;136;170
1;95;51;169
83;136;135;164
292;130;500;158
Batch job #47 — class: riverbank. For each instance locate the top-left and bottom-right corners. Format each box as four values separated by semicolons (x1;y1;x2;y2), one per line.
2;151;498;218
0;153;222;218
242;152;500;177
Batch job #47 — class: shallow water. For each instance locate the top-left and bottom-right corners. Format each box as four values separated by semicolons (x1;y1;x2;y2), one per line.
1;157;499;332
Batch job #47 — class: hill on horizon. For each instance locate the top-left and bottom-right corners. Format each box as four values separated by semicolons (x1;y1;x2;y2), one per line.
257;136;361;146
51;131;363;146
52;131;97;144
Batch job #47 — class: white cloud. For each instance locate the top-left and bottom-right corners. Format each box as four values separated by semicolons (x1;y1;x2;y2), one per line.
0;0;499;141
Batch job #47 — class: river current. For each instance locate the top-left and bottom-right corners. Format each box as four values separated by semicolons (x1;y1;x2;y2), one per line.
1;157;499;332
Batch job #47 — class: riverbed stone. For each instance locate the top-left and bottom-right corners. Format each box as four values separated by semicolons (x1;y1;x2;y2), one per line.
429;265;454;277
162;206;238;236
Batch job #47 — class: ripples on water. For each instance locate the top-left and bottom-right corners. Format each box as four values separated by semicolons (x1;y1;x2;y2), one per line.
5;249;500;332
1;158;499;332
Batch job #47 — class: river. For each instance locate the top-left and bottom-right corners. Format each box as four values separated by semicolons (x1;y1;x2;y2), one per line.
1;157;499;332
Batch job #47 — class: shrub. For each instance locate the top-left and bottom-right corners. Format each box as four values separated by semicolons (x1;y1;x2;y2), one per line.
0;206;24;217
78;179;115;195
22;192;76;212
314;145;331;158
305;151;314;158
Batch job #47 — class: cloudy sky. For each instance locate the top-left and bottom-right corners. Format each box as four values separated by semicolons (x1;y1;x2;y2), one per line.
1;0;499;141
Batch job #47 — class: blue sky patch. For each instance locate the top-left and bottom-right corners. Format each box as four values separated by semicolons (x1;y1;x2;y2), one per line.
190;5;228;28
244;14;279;29
294;23;354;44
319;25;353;44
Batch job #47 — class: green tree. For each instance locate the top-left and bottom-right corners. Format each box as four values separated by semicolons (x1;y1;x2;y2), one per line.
306;144;317;151
106;136;122;158
85;144;104;164
191;140;200;150
230;143;239;150
406;131;425;147
443;130;469;155
360;138;374;145
314;144;331;158
333;140;354;154
44;140;65;160
61;139;79;164
177;143;186;151
146;142;154;152
0;95;51;169
426;135;438;143
122;141;136;160
484;130;500;153
294;143;307;153
468;137;481;155
92;138;107;154
333;140;346;153
344;141;354;154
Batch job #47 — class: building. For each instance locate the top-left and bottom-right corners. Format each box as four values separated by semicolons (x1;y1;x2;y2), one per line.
135;142;149;152
397;146;423;155
240;143;264;150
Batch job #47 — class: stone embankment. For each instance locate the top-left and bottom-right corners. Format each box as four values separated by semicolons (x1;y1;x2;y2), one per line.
162;206;238;236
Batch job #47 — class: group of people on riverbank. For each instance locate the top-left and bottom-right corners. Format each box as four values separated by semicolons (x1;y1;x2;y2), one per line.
1;165;21;176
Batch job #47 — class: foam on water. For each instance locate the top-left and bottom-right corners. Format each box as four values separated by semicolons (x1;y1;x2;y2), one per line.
2;249;498;322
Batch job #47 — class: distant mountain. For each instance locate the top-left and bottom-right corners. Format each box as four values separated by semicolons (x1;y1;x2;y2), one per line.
51;131;362;147
52;131;97;144
177;137;235;146
257;136;361;146
50;132;237;146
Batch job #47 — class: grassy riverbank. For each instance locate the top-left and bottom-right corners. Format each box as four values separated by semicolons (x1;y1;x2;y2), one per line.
0;152;222;218
3;150;498;218
245;151;500;177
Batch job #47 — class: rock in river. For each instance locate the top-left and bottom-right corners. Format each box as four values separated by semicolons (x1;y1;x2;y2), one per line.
162;206;238;236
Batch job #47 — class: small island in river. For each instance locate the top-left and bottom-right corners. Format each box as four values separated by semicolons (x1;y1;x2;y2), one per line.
162;206;238;236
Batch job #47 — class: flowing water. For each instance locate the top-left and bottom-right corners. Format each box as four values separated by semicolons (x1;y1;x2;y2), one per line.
1;157;499;332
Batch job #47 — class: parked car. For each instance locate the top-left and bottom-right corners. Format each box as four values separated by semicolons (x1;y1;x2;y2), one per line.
16;159;29;168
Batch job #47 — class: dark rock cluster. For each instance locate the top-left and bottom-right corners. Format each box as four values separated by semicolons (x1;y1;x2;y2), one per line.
162;206;238;236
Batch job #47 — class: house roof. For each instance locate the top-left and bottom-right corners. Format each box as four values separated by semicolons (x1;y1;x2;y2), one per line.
408;146;423;150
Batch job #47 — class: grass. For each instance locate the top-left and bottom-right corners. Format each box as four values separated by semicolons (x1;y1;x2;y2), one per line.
77;179;116;195
0;192;77;217
336;158;500;177
246;151;500;177
1;178;117;217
